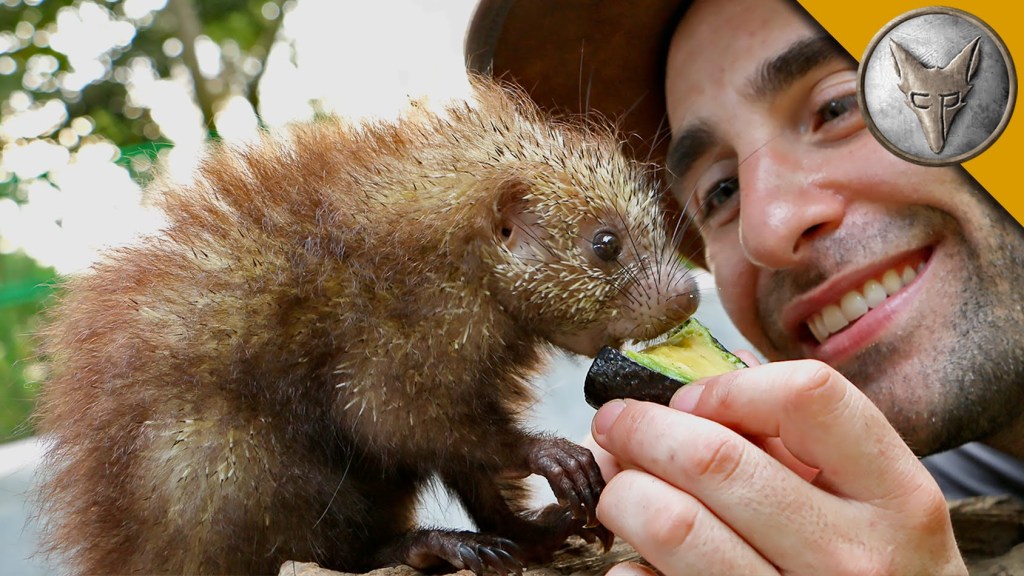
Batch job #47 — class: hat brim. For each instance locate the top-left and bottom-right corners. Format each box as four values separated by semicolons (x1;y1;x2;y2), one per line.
464;0;707;268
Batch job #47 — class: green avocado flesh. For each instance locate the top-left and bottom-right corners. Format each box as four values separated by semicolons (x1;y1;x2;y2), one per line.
584;318;746;408
624;319;747;384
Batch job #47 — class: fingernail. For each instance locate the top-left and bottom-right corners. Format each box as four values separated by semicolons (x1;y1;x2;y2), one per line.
607;561;656;576
671;383;704;412
593;399;626;436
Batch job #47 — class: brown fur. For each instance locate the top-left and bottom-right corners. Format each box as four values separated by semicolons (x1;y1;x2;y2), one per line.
34;78;699;575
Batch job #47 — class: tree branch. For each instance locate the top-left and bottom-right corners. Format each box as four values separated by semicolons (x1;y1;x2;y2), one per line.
167;0;217;130
246;0;288;117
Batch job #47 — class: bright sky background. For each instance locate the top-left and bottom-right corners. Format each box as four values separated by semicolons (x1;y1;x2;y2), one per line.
0;0;479;274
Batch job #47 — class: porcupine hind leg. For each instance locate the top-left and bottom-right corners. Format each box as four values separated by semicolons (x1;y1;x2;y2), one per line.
373;529;525;576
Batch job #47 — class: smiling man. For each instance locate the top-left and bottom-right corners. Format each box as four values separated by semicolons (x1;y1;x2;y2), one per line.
661;0;1024;459
468;0;1024;573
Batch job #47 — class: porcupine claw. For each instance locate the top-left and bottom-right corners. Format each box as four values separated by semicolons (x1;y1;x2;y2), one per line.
457;540;524;576
576;516;616;552
521;504;615;557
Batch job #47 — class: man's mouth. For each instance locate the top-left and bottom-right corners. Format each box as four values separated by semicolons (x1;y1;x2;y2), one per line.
805;259;927;344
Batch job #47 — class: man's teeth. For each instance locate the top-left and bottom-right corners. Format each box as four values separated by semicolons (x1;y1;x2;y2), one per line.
807;263;923;344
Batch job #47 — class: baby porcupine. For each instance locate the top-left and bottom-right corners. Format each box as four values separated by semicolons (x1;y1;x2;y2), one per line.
34;77;700;575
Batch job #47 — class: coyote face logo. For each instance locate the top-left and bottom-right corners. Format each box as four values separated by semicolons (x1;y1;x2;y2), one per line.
890;37;981;154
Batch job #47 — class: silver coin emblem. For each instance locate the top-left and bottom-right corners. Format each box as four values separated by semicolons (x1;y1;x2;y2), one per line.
857;7;1016;165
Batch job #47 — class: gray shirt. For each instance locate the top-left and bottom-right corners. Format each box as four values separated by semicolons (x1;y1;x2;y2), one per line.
922;442;1024;500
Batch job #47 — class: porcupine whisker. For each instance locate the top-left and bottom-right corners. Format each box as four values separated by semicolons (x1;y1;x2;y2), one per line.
314;456;353;530
661;229;694;274
609;263;648;310
669;200;707;264
658;106;716;260
664;195;695;253
642;109;675;168
683;267;706;295
649;241;674;293
651;191;684;259
583;259;642;307
642;231;668;291
663;247;690;291
610;205;655;301
640;254;662;298
577;39;590;125
619;101;652;157
658;264;683;302
638;252;658;290
610;254;645;289
599;271;644;310
651;239;682;297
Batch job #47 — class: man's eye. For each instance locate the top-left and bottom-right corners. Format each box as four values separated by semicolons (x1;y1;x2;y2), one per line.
700;176;739;220
815;93;859;127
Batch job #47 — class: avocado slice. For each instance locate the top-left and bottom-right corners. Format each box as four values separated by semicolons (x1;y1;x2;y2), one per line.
584;318;746;408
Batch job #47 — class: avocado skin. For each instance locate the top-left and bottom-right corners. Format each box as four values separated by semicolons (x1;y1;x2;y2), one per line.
584;346;683;409
583;319;747;409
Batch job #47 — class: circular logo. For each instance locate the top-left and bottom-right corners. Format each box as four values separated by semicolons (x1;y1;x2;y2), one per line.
857;7;1016;166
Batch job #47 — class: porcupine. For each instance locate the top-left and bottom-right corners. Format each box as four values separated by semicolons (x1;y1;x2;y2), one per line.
34;77;700;576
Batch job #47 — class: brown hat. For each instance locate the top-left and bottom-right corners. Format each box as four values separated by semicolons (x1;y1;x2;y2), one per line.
464;0;706;267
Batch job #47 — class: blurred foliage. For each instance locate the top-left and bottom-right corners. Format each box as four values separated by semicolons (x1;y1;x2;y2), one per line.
0;251;55;443
1;0;286;187
0;0;287;443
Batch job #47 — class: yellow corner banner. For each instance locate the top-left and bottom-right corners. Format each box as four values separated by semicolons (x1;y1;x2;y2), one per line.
799;1;1021;224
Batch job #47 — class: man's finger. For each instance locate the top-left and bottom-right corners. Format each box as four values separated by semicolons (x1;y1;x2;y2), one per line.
670;360;933;505
581;432;620;481
593;399;847;571
598;469;778;576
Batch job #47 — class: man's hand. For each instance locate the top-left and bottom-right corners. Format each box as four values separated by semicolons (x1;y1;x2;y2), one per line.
589;359;967;576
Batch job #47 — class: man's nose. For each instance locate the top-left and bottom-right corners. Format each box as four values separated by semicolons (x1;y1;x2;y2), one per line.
737;144;846;270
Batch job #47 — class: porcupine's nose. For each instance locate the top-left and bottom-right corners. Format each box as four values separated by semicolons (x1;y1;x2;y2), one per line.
613;274;701;343
668;288;701;323
655;285;701;334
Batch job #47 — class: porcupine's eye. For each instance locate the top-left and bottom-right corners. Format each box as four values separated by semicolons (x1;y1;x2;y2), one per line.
592;230;621;262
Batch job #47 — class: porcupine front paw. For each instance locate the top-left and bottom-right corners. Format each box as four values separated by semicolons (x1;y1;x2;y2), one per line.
525;436;614;552
384;529;526;576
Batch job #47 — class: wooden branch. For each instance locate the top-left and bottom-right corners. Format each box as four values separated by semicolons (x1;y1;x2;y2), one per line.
278;538;642;576
277;496;1024;576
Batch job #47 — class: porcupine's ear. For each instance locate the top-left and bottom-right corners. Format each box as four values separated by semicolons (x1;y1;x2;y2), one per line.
494;178;549;264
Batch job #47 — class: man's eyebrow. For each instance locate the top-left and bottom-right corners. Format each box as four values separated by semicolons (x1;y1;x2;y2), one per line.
746;35;851;101
664;121;717;187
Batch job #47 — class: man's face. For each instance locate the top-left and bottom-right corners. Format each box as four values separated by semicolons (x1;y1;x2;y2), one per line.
664;0;1024;455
